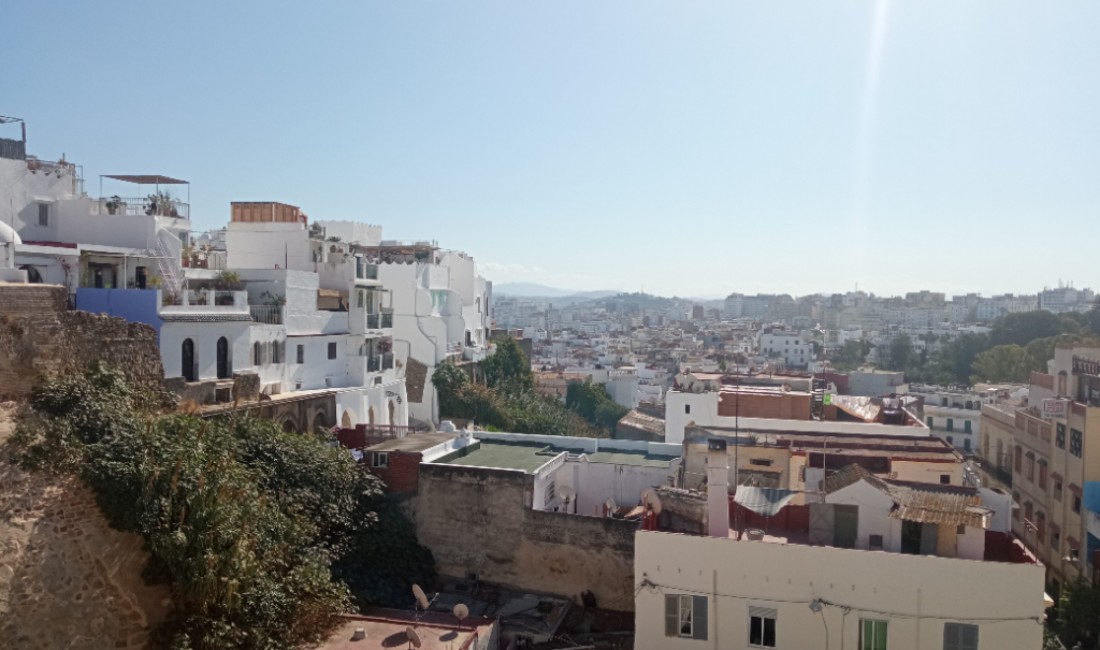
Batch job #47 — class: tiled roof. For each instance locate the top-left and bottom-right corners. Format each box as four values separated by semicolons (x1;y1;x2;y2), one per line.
822;464;990;528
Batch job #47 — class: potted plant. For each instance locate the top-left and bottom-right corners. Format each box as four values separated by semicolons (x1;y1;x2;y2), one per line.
105;195;122;215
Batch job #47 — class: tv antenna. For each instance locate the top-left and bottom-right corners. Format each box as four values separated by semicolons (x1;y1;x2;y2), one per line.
405;626;422;649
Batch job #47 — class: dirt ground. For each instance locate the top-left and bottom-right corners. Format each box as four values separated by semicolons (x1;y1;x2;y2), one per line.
0;403;171;649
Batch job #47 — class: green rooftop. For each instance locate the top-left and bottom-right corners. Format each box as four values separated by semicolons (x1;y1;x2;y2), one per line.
437;439;679;474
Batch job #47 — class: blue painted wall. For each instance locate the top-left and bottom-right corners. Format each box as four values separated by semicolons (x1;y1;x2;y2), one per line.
76;288;163;334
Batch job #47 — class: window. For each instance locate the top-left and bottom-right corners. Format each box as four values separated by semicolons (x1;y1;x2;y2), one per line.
927;416;934;427
963;420;972;434
1025;453;1035;482
1073;494;1081;514
328;342;337;359
372;452;389;468
750;458;773;467
1012;492;1020;520
1038;461;1048;490
1036;512;1046;542
1056;424;1066;449
685;404;691;414
868;534;884;550
272;341;281;364
749;606;777;647
947;418;954;432
253;342;262;365
1070;429;1083;457
943;622;978;650
1054;480;1063;501
664;595;707;640
297;344;305;364
860;619;888;650
940;474;951;485
1052;529;1061;553
1014;446;1022;472
1024;502;1033;524
963;437;971;452
37;203;49;226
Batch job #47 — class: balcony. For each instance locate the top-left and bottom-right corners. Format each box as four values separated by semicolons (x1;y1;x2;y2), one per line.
159;289;248;315
367;357;381;373
100;195;189;219
250;305;284;325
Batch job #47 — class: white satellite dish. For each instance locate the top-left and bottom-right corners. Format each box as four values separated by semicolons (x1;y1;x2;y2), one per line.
642;488;663;515
405;626;422;649
559;485;575;502
453;603;469;622
412;584;430;610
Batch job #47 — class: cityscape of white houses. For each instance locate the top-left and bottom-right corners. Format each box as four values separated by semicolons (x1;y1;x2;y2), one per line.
0;123;491;431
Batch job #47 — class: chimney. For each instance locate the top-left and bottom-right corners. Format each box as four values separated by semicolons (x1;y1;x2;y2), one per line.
707;438;730;537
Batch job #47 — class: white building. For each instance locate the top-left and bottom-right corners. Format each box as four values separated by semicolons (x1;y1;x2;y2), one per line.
758;329;813;368
635;530;1046;650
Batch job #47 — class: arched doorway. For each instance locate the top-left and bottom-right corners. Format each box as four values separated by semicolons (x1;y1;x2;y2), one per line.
182;338;196;382
312;412;328;435
341;411;352;428
281;417;298;433
216;337;230;379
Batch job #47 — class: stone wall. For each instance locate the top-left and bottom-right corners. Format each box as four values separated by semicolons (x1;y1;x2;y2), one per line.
415;463;637;611
655;486;707;534
0;406;170;649
0;285;164;399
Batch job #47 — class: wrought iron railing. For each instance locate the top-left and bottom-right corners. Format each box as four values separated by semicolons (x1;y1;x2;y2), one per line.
381;312;393;328
250;305;283;324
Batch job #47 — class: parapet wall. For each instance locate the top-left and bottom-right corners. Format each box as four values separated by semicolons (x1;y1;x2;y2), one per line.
415;463;637;611
0;284;164;398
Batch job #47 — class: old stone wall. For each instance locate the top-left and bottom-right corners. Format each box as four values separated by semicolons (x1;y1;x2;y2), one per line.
415;464;637;611
655;486;707;534
0;285;164;399
0;405;170;649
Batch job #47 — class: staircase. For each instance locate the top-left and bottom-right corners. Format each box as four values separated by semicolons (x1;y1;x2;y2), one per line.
148;229;184;295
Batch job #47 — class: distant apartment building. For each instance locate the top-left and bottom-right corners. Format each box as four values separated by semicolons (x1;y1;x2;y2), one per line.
758;329;812;368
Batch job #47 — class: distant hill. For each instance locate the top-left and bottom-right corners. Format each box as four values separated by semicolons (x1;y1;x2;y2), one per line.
493;283;619;300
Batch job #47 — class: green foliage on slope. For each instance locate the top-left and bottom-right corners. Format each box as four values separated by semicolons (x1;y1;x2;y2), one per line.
11;363;435;649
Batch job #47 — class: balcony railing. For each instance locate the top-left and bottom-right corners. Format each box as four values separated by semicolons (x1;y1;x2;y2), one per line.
250;305;284;324
366;312;394;329
382;311;393;328
101;196;189;219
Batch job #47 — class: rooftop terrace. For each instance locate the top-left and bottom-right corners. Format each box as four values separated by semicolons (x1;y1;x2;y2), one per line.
438;439;680;474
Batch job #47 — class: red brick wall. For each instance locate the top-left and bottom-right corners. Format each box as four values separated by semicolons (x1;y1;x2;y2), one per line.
718;391;812;420
365;451;422;494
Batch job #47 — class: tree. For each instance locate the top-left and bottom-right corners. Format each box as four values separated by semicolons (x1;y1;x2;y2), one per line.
970;344;1034;384
989;311;1082;347
1054;578;1100;649
481;337;534;391
832;340;868;371
430;361;469;417
885;335;915;372
938;333;991;385
566;382;628;432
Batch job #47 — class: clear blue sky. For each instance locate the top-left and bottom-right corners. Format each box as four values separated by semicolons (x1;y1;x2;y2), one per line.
4;1;1098;298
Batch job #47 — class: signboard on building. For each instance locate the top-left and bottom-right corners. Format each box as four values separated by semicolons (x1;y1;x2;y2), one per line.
1042;398;1068;419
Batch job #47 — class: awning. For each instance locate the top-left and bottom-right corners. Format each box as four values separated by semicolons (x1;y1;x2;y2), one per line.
734;486;797;518
102;174;188;185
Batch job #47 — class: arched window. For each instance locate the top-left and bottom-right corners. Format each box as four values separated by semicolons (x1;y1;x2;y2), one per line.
182;338;196;382
254;342;262;366
19;265;43;283
341;411;352;428
312;412;328;435
272;341;281;364
216;337;230;379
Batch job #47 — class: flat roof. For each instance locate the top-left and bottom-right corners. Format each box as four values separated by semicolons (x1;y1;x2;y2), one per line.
366;432;456;453
317;609;493;650
438;439;678;473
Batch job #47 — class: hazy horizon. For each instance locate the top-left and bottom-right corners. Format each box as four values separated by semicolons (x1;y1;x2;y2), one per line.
5;1;1098;297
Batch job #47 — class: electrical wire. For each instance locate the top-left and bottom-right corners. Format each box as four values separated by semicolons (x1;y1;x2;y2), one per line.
637;578;1043;625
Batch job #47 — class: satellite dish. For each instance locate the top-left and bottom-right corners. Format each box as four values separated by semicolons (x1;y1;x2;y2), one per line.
453;603;469;621
412;584;429;610
642;488;663;515
559;485;575;502
405;626;422;649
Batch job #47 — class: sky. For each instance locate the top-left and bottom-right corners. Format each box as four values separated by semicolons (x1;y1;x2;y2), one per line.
3;1;1098;299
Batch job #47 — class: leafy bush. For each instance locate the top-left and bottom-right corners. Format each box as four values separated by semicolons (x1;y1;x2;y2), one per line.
12;364;435;649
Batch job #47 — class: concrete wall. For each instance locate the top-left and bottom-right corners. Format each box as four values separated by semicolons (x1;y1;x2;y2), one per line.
226;221;311;271
635;530;1046;650
415;463;637;610
0;285;164;398
76;288;162;332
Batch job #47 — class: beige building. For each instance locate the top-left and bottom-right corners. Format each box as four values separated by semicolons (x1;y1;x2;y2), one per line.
993;345;1100;595
635;530;1046;650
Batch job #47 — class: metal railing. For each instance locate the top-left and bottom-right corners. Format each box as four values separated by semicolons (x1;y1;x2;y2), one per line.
102;196;189;219
250;305;283;324
367;313;380;329
381;311;393;328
